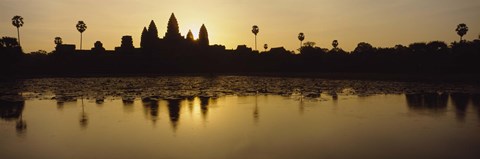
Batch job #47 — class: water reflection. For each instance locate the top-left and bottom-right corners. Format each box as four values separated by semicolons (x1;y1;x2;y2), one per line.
199;96;210;120
406;93;480;122
55;95;77;110
405;93;448;113
6;91;479;137
299;97;305;114
329;91;338;101
135;95;218;130
451;93;470;122
79;101;88;129
45;93;480;133
122;96;135;105
186;96;195;115
0;99;27;136
472;94;480;120
1;93;480;159
142;96;160;123
253;95;259;123
166;98;181;130
95;97;105;105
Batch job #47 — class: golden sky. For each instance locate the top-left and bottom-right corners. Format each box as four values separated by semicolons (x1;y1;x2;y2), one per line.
1;0;479;53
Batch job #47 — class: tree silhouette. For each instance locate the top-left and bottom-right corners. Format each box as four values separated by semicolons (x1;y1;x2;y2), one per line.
252;25;259;51
456;23;468;42
264;44;268;52
0;37;20;48
198;24;209;46
298;32;305;49
409;42;428;54
11;16;24;46
76;21;87;50
304;41;316;48
354;42;374;54
332;40;339;49
54;37;62;45
426;41;448;53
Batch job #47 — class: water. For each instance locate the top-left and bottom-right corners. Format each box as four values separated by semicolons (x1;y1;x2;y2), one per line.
1;76;480;159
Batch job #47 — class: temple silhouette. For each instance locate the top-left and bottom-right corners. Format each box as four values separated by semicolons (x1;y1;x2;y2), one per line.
1;13;480;76
52;13;219;55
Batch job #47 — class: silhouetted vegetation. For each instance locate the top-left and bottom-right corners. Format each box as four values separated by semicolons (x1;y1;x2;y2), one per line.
298;32;305;49
456;23;469;42
76;21;87;50
332;40;339;49
11;16;24;46
252;25;259;50
1;14;479;77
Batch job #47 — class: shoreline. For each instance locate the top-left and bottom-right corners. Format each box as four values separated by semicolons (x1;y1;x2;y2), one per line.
3;72;480;82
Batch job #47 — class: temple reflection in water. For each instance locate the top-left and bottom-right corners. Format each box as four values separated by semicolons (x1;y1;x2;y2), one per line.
2;91;480;137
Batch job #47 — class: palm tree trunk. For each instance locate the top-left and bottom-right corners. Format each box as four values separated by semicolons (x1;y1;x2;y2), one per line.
255;35;257;51
17;27;20;46
80;33;83;50
460;36;463;42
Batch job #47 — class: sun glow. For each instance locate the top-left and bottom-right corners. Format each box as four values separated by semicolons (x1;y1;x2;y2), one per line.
182;23;200;40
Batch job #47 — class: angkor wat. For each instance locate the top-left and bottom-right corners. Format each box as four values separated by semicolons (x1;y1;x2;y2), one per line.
1;13;479;77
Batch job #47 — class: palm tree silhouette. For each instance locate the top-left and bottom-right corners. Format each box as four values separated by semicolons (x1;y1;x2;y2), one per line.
252;25;259;51
76;21;87;50
332;40;339;49
54;37;63;45
11;16;24;46
455;23;468;42
264;44;268;52
298;32;305;49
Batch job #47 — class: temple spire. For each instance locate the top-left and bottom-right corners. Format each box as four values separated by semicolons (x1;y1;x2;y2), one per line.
165;13;182;40
140;27;148;48
148;20;158;39
198;24;209;46
186;29;195;42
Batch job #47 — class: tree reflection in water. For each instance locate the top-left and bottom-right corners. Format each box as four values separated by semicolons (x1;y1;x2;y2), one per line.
406;92;479;122
79;98;88;129
451;93;470;122
472;94;480;121
253;94;259;123
0;99;27;136
405;93;448;113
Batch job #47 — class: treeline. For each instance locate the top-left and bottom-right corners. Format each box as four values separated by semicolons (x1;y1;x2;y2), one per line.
1;37;480;76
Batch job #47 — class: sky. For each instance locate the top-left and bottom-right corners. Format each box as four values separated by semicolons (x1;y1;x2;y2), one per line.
1;0;479;53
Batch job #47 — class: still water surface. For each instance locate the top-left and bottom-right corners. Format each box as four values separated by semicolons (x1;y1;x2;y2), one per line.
1;77;480;159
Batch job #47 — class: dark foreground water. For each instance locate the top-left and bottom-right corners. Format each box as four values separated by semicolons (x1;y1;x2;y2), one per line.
1;76;480;159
